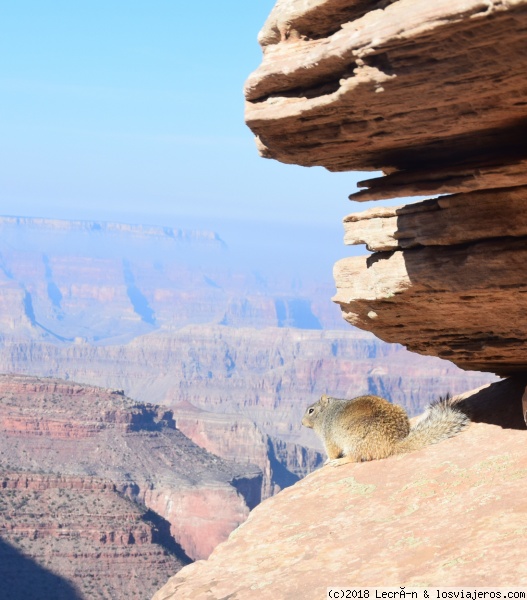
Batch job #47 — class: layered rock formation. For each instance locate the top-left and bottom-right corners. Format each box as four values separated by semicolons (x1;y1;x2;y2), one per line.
246;0;527;174
153;379;527;598
170;401;324;497
0;214;346;341
336;190;527;373
0;375;262;563
0;473;186;600
245;0;527;379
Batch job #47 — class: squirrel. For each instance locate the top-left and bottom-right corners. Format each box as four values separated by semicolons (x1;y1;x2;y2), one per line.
302;394;469;467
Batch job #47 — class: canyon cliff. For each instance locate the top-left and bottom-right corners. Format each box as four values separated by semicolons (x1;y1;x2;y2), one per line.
0;473;185;600
0;373;262;599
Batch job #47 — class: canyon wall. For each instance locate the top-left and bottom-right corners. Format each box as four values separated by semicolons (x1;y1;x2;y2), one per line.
0;375;261;566
0;215;345;341
0;473;186;600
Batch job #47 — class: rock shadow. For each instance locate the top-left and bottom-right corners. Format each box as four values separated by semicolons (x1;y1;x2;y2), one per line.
454;376;527;430
142;509;192;566
0;537;82;599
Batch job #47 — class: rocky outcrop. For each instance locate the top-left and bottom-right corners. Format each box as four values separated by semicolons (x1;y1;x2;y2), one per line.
152;2;527;596
335;188;527;374
0;375;262;562
245;0;527;174
153;379;527;598
245;0;527;378
0;472;185;600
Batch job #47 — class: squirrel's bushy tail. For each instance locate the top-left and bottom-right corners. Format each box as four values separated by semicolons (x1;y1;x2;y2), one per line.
394;396;469;455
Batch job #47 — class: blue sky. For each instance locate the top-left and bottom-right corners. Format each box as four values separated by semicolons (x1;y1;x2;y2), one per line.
0;1;370;226
0;1;394;278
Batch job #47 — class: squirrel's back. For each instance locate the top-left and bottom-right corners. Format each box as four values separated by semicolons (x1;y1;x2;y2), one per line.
302;394;469;466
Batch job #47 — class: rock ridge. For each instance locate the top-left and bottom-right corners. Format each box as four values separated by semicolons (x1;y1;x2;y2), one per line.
0;470;187;599
0;374;262;562
0;215;224;246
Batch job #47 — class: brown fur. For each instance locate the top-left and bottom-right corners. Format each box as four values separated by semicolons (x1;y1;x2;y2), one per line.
302;394;469;466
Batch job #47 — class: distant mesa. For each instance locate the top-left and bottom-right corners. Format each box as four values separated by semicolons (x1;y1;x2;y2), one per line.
0;213;345;344
0;215;226;246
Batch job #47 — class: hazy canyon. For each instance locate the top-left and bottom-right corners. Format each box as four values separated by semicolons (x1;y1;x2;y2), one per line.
0;214;497;597
0;215;495;491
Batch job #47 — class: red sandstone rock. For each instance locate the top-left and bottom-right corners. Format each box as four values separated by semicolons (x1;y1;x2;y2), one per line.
349;159;527;202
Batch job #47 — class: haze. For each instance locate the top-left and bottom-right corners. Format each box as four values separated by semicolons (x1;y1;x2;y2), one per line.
1;2;398;282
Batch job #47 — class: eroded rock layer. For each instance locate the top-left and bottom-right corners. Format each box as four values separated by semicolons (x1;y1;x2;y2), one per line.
0;473;184;600
335;186;527;375
245;0;527;375
246;0;527;175
0;375;262;562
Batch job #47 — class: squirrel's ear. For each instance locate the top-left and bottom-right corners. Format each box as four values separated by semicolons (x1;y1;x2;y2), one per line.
320;395;331;406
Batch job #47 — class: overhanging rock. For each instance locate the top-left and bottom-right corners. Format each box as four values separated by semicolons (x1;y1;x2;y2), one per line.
245;0;527;376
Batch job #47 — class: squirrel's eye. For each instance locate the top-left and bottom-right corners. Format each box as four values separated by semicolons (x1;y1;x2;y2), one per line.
308;408;314;414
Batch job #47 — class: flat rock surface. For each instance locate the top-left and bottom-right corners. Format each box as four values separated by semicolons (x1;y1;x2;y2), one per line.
153;379;527;599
